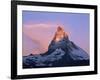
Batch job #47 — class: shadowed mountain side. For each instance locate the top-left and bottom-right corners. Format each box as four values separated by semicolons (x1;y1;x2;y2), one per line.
23;26;89;68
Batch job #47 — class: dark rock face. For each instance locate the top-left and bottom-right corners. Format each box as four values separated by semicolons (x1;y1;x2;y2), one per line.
23;26;89;68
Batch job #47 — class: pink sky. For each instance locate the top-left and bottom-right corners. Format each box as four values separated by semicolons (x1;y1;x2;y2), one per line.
22;23;89;56
22;11;89;56
23;23;62;56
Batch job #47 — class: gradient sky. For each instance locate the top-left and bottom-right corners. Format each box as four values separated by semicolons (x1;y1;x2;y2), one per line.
22;11;90;56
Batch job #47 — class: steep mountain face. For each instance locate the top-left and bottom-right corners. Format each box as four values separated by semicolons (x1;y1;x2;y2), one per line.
53;26;68;42
23;26;89;68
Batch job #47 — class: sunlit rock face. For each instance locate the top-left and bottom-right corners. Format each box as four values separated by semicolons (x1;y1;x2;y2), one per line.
23;26;89;68
48;26;69;52
53;26;68;42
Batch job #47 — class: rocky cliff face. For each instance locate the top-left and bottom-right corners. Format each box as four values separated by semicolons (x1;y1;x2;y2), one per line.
53;26;68;42
23;26;89;68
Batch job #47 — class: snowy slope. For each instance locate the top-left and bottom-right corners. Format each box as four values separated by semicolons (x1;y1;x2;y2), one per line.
23;26;89;68
69;46;89;60
23;48;65;67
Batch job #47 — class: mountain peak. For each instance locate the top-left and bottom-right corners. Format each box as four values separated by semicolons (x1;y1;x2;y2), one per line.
53;26;68;42
57;26;64;31
23;26;89;68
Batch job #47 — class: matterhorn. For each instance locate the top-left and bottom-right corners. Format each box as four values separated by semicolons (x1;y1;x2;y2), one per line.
53;26;68;42
23;26;89;68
